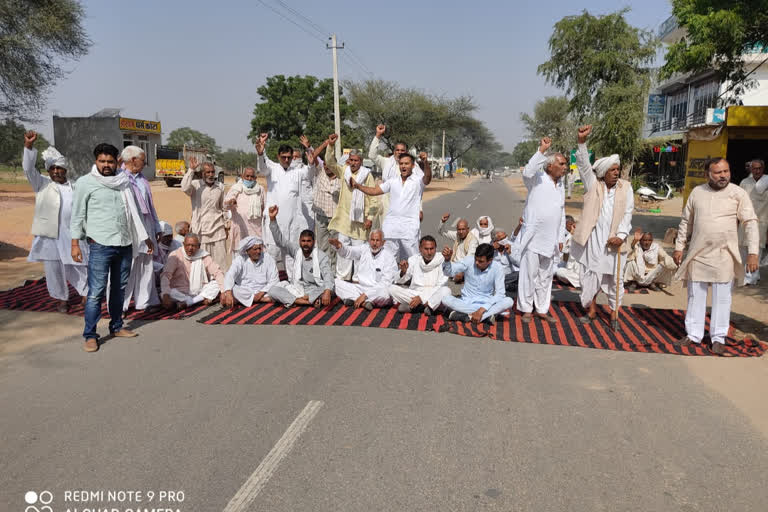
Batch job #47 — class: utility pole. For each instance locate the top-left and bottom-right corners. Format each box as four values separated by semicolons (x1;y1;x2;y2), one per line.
441;129;446;178
327;34;344;159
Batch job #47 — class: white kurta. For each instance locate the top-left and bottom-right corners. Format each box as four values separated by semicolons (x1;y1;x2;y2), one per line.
224;252;280;307
739;174;768;284
380;173;425;242
257;154;313;268
389;253;451;309
23;147;88;300
519;151;566;257
335;244;398;305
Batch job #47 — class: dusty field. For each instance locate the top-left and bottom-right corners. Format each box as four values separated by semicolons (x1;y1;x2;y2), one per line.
0;172;473;356
506;175;768;438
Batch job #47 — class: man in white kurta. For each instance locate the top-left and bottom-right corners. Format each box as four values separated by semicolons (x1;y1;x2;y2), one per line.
623;229;677;291
517;137;567;323
367;124;424;227
353;153;432;261
221;236;280;308
122;145;162;311
254;133;314;278
224;166;265;254
329;229;398;309
674;158;759;354
181;160;228;271
571;125;634;324
739;159;768;285
438;214;479;261
389;235;451;315
22;131;88;311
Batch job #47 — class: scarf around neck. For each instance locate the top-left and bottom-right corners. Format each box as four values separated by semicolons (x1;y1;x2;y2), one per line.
344;165;371;223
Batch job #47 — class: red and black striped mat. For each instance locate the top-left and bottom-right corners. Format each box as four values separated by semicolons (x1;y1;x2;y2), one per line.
552;280;649;294
0;278;207;320
198;299;765;357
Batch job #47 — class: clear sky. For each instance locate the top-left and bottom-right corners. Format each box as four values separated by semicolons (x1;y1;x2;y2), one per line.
32;0;672;153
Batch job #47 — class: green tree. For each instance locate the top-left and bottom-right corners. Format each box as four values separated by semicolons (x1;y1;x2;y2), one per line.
218;149;258;174
249;75;360;157
538;9;658;166
661;0;768;97
520;96;576;153
166;127;220;155
510;140;540;167
0;120;50;167
0;0;90;121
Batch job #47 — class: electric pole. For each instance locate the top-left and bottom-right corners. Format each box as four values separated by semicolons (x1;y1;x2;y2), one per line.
327;34;344;159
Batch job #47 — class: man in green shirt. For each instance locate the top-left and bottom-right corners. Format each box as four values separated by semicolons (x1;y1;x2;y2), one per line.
70;143;153;353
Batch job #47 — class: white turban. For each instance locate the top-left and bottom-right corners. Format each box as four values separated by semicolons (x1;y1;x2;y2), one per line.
41;146;69;171
592;154;620;179
158;220;173;237
238;236;263;254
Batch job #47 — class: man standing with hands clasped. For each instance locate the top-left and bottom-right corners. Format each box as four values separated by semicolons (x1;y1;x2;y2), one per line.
673;157;759;355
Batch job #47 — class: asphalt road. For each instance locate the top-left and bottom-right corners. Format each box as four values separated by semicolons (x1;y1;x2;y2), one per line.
2;176;767;512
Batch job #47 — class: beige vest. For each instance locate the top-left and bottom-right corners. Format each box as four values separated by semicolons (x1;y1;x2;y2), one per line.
30;181;61;239
453;231;477;261
572;178;630;248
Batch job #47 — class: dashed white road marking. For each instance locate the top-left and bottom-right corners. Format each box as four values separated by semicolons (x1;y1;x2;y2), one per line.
222;400;324;512
466;203;472;209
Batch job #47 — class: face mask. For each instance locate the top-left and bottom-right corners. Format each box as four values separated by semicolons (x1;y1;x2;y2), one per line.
289;159;301;169
242;179;256;188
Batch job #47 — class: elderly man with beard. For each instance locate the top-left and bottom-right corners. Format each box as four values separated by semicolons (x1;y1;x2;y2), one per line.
517;136;567;324
182;158;227;270
352;152;432;261
623;229;677;292
122;145;162;311
674;158;759;355
389;235;451;315
221;236;280;308
255;133;315;279
160;233;224;310
267;206;334;307
441;243;515;324
319;133;378;280
224;166;265;253
438;213;479;284
71;143;154;352
22;131;88;312
328;229;398;310
572;125;634;326
739;159;768;285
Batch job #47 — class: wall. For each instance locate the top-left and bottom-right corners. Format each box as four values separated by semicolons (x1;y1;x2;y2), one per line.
52;117;121;179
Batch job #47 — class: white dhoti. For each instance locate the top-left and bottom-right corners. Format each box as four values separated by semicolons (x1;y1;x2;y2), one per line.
740;246;763;285
517;250;555;314
230;284;272;308
555;263;581;288
203;239;229;273
389;284;451;310
168;281;221;305
580;268;624;311
335;279;391;306
44;260;88;301
335;234;366;280
685;280;732;345
385;238;419;262
623;260;665;287
124;253;160;310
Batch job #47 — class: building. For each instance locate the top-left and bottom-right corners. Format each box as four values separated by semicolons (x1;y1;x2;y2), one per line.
644;16;768;140
53;108;162;179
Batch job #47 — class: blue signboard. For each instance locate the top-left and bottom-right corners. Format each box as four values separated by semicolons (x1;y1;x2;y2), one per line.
647;94;666;116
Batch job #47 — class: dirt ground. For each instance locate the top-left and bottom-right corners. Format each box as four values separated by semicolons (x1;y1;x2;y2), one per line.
506;175;768;438
0;172;474;356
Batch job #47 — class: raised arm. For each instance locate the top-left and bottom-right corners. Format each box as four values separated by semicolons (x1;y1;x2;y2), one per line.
181;156;200;197
419;152;432;186
441;248;469;276
575;125;597;192
267;206;298;254
438;213;458;241
22;131;48;192
368;124;389;169
523;137;550;190
323;134;345;179
254;133;272;176
351;175;385;196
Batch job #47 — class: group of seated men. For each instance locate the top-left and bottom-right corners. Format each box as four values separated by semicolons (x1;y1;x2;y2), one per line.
160;206;517;325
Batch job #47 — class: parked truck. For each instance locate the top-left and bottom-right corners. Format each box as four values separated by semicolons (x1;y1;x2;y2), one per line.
154;145;223;187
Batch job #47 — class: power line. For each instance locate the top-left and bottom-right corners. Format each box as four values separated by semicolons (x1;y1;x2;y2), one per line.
256;0;326;44
274;0;330;39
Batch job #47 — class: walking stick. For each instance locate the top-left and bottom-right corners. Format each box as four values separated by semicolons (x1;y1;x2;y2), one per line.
611;247;622;331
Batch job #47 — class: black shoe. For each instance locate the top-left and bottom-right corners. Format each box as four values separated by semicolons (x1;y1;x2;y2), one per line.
343;299;355;307
448;311;469;322
363;301;374;311
424;306;434;316
397;303;411;313
485;314;496;325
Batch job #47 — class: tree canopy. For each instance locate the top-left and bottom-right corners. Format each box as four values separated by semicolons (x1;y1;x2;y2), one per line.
0;119;50;168
0;0;90;121
661;0;768;97
217;149;258;174
249;75;360;157
166;127;220;155
520;96;576;154
510;140;540;167
538;9;658;165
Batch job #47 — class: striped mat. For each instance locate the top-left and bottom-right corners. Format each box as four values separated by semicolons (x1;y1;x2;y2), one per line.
198;299;765;357
0;278;208;320
552;280;649;294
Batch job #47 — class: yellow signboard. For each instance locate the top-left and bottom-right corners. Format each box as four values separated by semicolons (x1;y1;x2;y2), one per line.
119;117;161;134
